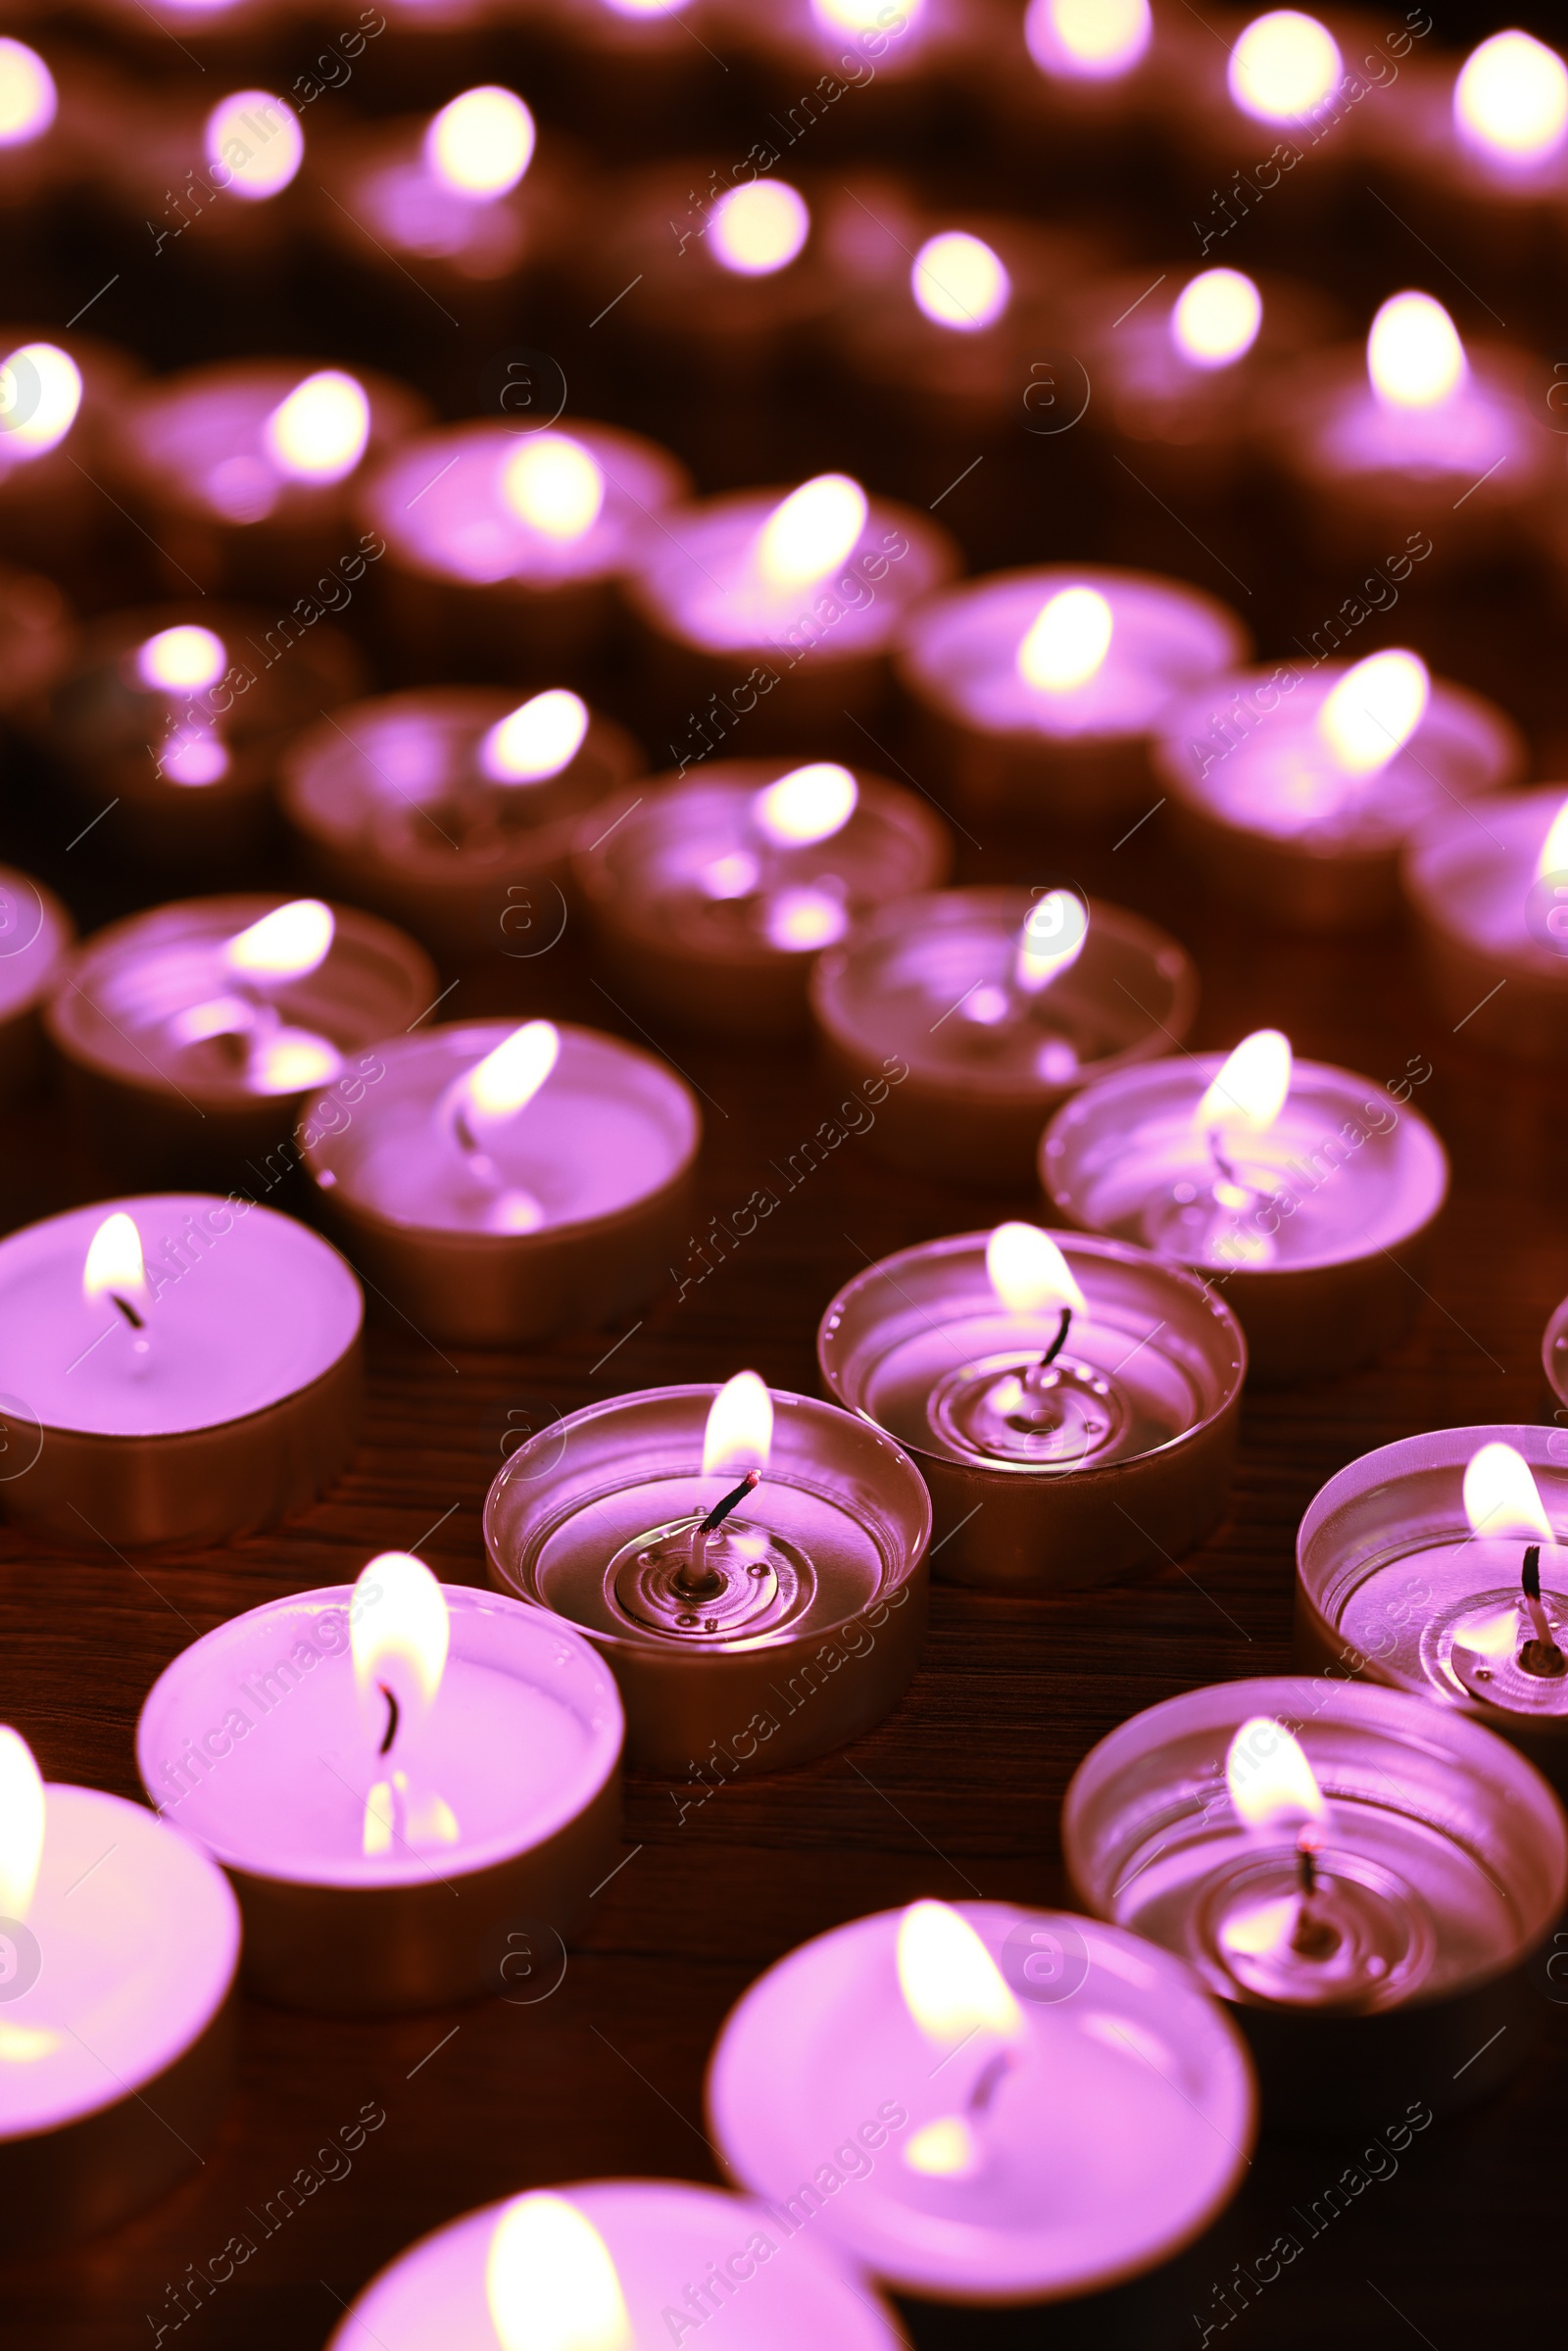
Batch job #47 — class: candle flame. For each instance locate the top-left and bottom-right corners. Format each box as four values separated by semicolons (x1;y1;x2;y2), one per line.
1227;10;1341;123
161;724;230;786
205;89;304;199
486;2193;633;2351
910;231;1011;333
351;1552;450;1742
754;473;867;591
710;180;809;277
1317;650;1430;775
1025;0;1152;78
225;899;334;982
1226;1715;1328;1831
263;369;370;484
762;886;848;951
0;1727;44;1923
0;38;53;146
1536;792;1568;882
986;1222;1087;1318
424;84;536;201
1462;1441;1553;1543
0;341;81;457
501;433;606;542
1170;269;1262;369
1017;586;1113;694
1455;30;1568;165
1014;888;1089;994
466;1020;560;1121
904;2115;983;2177
1367;291;1467;412
1197;1030;1292;1136
753;761;857;848
137;624;227;693
702;1370;773;1479
82;1211;148;1313
897;1899;1023;2047
479;689;589;784
813;0;924;30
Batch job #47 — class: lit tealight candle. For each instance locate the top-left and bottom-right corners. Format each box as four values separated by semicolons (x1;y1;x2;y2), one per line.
1025;0;1152;79
1042;1028;1449;1378
1402;783;1568;1063
425;83;535;201
300;1018;701;1347
1226;9;1340;123
136;1555;624;2012
1065;1675;1568;2124
573;756;950;1036
818;1221;1244;1588
1155;647;1522;929
0;39;55;151
708;1895;1255;2304
711;0;953;83
204;85;303;198
485;1372;931;1773
0;1725;240;2247
1455;29;1568;174
0;1192;363;1546
0;328;133;582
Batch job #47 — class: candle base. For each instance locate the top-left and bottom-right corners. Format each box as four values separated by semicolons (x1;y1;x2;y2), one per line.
1403;791;1568;1065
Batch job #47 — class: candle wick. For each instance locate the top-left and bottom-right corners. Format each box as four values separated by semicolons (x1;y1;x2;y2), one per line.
966;2047;1015;2116
1290;1833;1341;1959
674;1471;760;1600
378;1683;400;1757
1206;1127;1241;1190
109;1292;145;1331
1037;1306;1072;1371
698;1469;760;1538
1519;1543;1567;1676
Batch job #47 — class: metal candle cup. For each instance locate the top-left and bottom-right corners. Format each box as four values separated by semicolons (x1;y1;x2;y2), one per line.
573;760;952;1039
1402;787;1568;1064
136;1583;623;2015
1064;1676;1568;2128
818;1231;1245;1592
0;861;72;1103
483;1384;931;1777
809;887;1199;1187
326;2179;906;2350
1296;1426;1568;1796
360;417;689;684
0;1193;362;1549
707;1900;1256;2306
895;565;1248;827
299;1021;701;1349
280;686;643;967
0;1776;239;2252
1041;1053;1449;1382
1154;661;1522;932
46;895;434;1184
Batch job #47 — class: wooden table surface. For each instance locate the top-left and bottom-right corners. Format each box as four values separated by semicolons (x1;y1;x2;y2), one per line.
4;13;1567;2343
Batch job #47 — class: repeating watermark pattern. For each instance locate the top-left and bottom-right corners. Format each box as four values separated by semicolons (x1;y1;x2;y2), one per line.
0;1914;41;2001
1021;350;1092;437
476;346;569;436
0;870;46;959
498;879;569;959
477;1915;568;2006
290;8;388;109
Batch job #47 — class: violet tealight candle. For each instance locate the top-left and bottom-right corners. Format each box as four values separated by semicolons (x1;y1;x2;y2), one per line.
137;1554;623;2013
573;758;951;1037
0;860;72;1102
896;565;1248;826
327;2180;906;2350
1041;1028;1449;1380
484;1371;931;1775
0;1726;240;2251
299;1018;700;1347
809;885;1198;1186
1402;786;1568;1064
0;1193;362;1547
1154;648;1523;930
818;1223;1245;1591
1064;1677;1568;2126
708;1896;1256;2306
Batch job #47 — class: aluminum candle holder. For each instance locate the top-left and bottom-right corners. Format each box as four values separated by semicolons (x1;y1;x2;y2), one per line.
326;2180;906;2351
707;1899;1256;2306
817;1231;1245;1592
0;1193;362;1549
299;1021;701;1349
1063;1676;1568;2128
895;564;1248;827
360;416;690;683
1402;786;1568;1064
136;1582;623;2014
1296;1426;1568;1796
1154;658;1522;931
0;1758;239;2252
484;1385;931;1778
280;686;644;966
30;601;367;870
0;861;72;1102
809;886;1199;1187
1041;1052;1449;1382
573;759;952;1038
